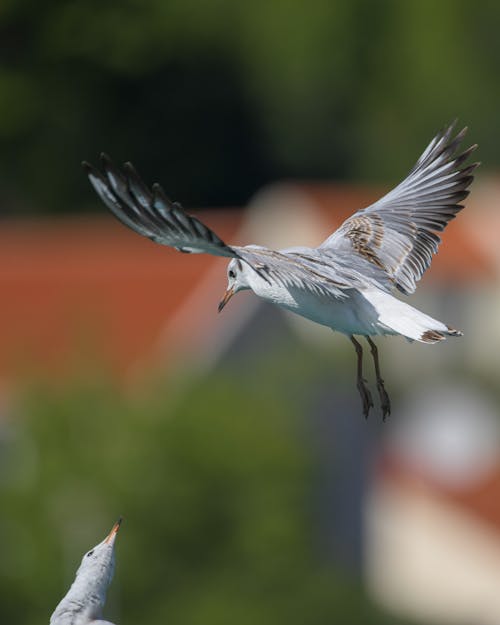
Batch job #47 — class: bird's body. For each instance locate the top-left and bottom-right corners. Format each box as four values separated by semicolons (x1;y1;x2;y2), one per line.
227;247;455;341
253;275;367;332
50;519;121;625
238;261;384;334
83;122;478;417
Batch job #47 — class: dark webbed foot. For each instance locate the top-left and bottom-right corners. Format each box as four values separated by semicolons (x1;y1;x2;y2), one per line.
376;379;391;420
357;376;374;418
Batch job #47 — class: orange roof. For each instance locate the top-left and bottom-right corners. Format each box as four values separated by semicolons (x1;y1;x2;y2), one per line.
378;453;500;535
0;212;242;382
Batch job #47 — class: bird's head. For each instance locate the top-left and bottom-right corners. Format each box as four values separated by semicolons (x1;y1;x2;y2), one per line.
218;259;250;312
74;518;121;595
50;519;122;625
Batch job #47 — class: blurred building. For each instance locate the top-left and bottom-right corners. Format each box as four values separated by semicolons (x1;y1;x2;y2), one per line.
366;384;500;625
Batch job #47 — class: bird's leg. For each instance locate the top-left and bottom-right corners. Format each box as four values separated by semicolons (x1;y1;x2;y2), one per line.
366;336;391;420
349;335;374;418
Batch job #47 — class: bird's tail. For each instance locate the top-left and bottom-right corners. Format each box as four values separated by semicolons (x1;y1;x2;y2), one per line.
362;289;463;343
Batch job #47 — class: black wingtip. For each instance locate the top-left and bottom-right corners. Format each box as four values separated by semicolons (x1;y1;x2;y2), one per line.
123;161;136;175
100;152;113;168
82;160;104;181
152;182;173;206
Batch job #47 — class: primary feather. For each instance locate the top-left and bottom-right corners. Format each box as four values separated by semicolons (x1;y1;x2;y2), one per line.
83;155;240;259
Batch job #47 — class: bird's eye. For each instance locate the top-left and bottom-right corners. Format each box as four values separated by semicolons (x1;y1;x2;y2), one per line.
86;550;94;558
228;270;236;279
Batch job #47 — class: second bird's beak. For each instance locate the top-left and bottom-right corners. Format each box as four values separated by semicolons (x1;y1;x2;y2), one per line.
104;517;122;545
218;286;235;313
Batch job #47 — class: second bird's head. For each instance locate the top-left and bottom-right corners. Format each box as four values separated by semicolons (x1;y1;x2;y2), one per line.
218;259;251;313
75;518;121;589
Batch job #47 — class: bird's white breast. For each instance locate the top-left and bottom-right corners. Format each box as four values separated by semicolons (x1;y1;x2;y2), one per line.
248;276;384;336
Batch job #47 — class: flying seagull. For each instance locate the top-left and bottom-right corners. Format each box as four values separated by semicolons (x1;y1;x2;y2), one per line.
83;123;478;418
50;518;121;625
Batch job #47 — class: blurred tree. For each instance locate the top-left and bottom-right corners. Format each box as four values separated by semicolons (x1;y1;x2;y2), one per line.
0;0;498;213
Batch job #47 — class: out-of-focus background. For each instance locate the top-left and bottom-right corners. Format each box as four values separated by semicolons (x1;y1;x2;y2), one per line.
2;2;500;625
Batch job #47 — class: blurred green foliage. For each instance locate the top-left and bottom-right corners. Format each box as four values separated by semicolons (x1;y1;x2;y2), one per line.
1;0;499;213
0;365;417;625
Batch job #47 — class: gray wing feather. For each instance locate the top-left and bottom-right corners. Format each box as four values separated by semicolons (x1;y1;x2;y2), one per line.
320;122;479;294
83;155;388;298
235;246;349;298
236;245;392;299
83;154;241;259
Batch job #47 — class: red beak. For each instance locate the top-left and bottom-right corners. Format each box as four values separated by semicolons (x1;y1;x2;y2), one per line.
104;517;122;544
218;286;235;313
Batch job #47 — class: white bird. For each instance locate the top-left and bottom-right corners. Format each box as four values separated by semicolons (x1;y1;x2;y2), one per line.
50;519;121;625
83;122;478;418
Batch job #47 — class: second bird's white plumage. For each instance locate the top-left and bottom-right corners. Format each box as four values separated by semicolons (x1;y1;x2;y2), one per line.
50;519;121;625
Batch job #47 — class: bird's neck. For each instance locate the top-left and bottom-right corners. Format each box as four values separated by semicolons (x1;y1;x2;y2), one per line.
50;577;106;624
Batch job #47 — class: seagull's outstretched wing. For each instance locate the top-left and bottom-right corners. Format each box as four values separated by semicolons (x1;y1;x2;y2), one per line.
83;154;389;298
320;122;479;295
83;154;242;260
